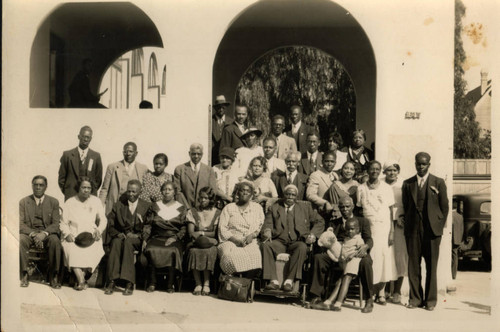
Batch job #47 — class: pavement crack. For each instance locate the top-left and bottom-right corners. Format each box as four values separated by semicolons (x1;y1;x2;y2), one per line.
49;286;78;330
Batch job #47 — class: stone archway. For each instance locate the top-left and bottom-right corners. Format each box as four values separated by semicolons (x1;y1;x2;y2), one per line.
213;0;376;145
30;2;163;108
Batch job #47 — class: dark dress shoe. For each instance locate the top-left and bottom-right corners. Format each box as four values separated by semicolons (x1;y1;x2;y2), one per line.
310;302;332;311
309;297;322;305
50;275;61;289
104;280;115;295
264;282;280;291
407;303;422;309
20;273;29;287
166;287;175;294
331;305;341;312
123;283;134;296
282;283;293;292
425;305;435;311
361;299;374;313
146;284;156;293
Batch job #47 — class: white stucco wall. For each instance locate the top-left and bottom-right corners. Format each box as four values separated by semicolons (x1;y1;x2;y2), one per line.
3;0;461;318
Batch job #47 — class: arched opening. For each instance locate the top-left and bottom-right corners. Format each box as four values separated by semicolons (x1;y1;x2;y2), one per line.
161;65;167;95
132;49;144;75
235;45;356;149
213;0;376;152
30;2;163;108
148;53;159;88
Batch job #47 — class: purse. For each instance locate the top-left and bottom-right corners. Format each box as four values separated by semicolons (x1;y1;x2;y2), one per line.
217;274;253;302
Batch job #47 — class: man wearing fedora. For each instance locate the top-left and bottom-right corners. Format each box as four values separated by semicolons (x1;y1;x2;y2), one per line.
212;95;234;165
219;104;249;155
19;175;62;288
104;180;151;295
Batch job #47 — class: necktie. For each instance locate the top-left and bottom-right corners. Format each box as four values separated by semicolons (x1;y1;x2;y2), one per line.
80;151;86;164
37;199;41;207
310;155;315;172
287;173;292;184
419;178;425;188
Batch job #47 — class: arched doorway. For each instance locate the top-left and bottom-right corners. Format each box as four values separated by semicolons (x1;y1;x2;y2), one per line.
235;45;356;150
213;0;376;149
30;2;163;108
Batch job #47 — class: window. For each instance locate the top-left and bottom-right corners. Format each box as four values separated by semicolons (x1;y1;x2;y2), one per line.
161;65;167;95
132;48;144;75
148;52;158;87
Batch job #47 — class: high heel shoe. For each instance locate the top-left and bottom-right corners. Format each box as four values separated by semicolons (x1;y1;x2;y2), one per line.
74;282;88;291
193;285;202;296
201;285;210;296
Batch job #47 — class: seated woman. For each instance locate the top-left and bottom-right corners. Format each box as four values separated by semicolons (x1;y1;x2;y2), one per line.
143;181;187;293
244;156;278;212
217;182;265;278
341;130;374;182
325;161;360;219
186;187;220;296
234;127;264;178
60;177;106;291
327;132;348;172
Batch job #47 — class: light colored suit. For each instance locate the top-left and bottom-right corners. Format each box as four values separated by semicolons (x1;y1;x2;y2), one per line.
274;134;297;160
99;160;149;215
306;168;334;208
174;162;218;209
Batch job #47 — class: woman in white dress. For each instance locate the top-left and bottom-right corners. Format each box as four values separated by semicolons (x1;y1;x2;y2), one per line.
356;160;397;304
234;127;264;178
244;156;278;212
60;177;106;290
383;161;407;304
217;182;265;278
327;131;348;172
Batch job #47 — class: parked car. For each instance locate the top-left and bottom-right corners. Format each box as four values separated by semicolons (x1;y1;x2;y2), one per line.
453;193;491;270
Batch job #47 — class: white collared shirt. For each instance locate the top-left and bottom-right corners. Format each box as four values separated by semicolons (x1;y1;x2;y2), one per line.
236;122;247;134
34;195;45;206
417;173;430;188
291;121;302;135
286;170;297;184
307;151;318;162
78;146;88;162
190;161;200;174
128;200;138;215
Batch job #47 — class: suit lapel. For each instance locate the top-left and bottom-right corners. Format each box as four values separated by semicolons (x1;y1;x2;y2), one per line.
185;162;197;185
70;148;80;177
279;175;288;194
28;195;36;226
411;176;418;205
115;161;126;190
233;124;243;138
301;158;310;175
278;204;286;230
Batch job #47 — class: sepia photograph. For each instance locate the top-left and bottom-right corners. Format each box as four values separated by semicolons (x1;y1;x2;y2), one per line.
2;0;498;331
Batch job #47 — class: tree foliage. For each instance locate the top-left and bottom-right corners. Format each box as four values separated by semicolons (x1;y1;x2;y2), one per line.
235;46;356;149
454;0;491;159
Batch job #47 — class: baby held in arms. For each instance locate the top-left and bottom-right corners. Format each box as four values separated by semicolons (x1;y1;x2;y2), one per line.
317;218;365;311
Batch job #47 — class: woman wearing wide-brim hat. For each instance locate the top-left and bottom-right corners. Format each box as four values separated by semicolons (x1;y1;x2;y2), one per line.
233;127;264;178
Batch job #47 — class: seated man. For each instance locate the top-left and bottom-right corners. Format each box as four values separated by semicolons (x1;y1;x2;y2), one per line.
104;180;151;295
309;196;375;313
261;185;324;291
272;151;308;201
19;175;62;288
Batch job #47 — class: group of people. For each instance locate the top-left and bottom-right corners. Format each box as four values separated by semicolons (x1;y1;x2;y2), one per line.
20;98;449;315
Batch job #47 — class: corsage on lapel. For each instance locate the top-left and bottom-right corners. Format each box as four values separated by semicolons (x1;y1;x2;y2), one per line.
88;159;94;172
430;186;439;195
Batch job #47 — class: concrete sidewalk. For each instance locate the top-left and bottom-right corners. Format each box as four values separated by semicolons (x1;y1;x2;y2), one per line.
15;271;497;332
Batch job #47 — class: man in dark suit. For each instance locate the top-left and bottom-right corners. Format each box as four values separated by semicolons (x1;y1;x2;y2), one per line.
286;105;313;154
211;95;234;165
298;132;323;176
261;185;324;291
104;180;151;295
219;104;248;153
272;151;308;201
309;196;375;313
174;143;219;209
58;125;103;201
402;152;449;311
19;175;62;288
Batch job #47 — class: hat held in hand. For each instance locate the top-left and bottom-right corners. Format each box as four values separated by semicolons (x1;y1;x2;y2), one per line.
74;232;95;248
194;235;215;249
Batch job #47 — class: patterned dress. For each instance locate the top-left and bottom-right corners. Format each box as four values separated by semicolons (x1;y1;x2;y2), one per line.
357;181;397;284
60;195;106;270
139;171;174;203
186;208;220;272
325;179;359;219
217;202;265;275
